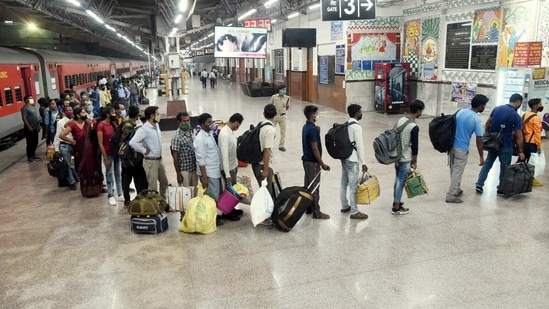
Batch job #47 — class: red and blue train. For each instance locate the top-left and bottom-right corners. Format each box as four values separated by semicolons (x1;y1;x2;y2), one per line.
0;47;146;147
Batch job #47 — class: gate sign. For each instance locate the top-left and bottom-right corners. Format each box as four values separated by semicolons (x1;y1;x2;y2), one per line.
321;0;376;21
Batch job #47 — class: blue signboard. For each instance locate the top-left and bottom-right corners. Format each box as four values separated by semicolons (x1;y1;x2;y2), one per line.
336;44;345;75
319;56;329;84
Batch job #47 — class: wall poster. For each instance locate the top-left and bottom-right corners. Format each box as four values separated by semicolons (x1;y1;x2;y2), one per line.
472;7;501;44
498;2;536;68
420;17;440;80
336;44;345;75
450;82;477;109
403;19;421;77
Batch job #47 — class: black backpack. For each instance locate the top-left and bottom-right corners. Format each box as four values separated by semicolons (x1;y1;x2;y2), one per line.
325;122;357;160
109;122;121;158
237;122;274;164
118;123;144;167
429;110;460;153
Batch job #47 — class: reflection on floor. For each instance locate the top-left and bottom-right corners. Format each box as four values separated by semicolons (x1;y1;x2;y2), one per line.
1;77;548;308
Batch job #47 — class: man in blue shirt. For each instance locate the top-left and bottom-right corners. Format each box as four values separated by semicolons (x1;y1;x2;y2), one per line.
88;86;101;117
301;105;330;219
446;94;488;203
475;93;525;194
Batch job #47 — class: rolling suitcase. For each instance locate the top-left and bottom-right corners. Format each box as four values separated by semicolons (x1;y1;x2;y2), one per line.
271;171;321;232
131;212;168;234
499;162;534;196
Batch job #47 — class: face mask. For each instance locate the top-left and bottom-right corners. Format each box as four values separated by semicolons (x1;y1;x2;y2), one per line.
80;114;88;120
28;99;34;105
538;106;544;113
65;111;73;119
154;114;161;122
87;106;94;114
280;90;287;96
120;110;127;118
180;123;191;131
208;123;215;131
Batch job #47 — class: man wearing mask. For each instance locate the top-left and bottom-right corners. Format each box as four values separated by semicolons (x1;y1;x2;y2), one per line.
21;95;41;163
82;98;95;120
53;105;78;190
522;98;544;186
270;84;290;151
113;102;127;125
171;112;198;188
129;106;170;203
88;86;101;116
475;93;525;194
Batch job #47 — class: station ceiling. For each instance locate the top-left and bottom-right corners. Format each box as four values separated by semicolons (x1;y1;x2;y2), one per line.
0;0;407;58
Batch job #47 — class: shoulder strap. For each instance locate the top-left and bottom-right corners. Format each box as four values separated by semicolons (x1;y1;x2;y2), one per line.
522;113;536;125
396;119;413;133
499;110;516;131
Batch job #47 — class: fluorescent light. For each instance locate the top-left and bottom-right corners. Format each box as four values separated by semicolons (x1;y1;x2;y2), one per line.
86;10;104;24
104;24;116;32
66;0;81;7
4;20;13;24
309;3;321;9
174;14;183;24
271;19;277;23
237;8;257;21
227;23;233;26
287;12;300;19
178;0;188;12
207;32;214;37
264;0;278;8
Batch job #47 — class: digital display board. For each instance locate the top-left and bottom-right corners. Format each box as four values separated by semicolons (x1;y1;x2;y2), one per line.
214;26;268;59
244;18;271;32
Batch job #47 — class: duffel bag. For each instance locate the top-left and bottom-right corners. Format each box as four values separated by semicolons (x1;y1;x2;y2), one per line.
127;189;168;216
499;162;534;196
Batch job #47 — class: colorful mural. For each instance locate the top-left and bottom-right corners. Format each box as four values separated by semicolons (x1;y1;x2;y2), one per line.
472;7;501;43
539;1;549;67
497;2;536;68
403;19;421;77
420;18;440;80
345;17;402;80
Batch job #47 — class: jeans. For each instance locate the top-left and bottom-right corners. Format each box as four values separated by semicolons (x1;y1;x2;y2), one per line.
59;143;77;185
104;155;122;197
340;160;359;214
393;161;411;204
130;94;139;106
476;148;512;188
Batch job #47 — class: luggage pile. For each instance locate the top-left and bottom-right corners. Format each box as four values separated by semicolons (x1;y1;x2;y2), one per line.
128;190;169;234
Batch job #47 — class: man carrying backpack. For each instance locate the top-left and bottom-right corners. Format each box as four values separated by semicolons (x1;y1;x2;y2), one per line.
340;104;369;220
252;104;277;200
446;95;488;203
391;99;425;215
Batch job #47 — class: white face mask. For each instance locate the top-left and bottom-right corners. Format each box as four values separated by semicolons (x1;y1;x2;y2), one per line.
120;110;127;118
154;114;161;122
28;99;34;105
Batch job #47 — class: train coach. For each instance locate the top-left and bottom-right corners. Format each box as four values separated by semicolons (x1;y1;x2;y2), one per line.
0;47;146;147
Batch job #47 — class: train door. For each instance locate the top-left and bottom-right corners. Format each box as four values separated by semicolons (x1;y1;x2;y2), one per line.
20;67;36;99
57;64;64;94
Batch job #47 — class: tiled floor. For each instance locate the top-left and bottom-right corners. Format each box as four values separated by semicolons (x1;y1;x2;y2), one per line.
1;77;548;308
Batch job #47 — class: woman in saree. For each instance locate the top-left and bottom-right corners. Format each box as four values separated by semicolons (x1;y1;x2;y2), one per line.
60;107;104;197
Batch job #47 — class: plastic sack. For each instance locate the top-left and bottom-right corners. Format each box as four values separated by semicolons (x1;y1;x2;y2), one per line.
46;145;55;161
356;172;380;204
232;182;249;197
404;170;429;199
530;152;545;177
167;185;194;212
250;179;274;227
179;195;217;234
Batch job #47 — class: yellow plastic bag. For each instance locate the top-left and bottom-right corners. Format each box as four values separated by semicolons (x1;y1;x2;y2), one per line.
46;145;55;161
232;182;249;197
179;195;217;234
356;172;380;204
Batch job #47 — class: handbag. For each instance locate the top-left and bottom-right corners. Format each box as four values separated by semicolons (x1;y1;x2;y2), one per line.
530;151;545;177
483;110;515;152
250;179;274;227
356;172;380;204
404;170;429;199
167;185;194;212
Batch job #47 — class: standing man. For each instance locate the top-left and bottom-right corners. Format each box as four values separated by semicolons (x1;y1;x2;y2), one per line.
120;106;148;208
219;113;244;184
171;112;199;188
340;104;368;220
522;98;544;186
209;70;217;89
129;106;170;202
270;84;290;152
88;86;101;117
475;93;525;194
200;69;208;89
252;104;277;198
21;95;41;164
116;82;130;111
129;78;140;106
53;105;78;190
446;95;488;203
392;99;425;215
302;105;330;219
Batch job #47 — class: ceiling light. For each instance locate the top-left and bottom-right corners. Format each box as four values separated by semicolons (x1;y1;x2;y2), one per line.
66;0;81;7
309;3;321;10
4;20;13;25
287;12;300;19
227;23;233;26
86;10;104;24
104;24;116;32
27;22;37;31
207;32;214;37
174;14;183;24
179;0;188;12
264;0;278;8
238;8;257;21
271;19;277;23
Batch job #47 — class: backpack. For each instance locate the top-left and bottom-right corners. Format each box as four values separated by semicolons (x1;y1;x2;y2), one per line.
237;122;274;164
109;122;122;158
118;123;144;167
325;122;358;160
428;110;460;153
373;119;413;164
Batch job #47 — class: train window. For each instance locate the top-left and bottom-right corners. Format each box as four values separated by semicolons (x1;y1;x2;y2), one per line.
0;92;3;107
4;87;13;105
14;86;22;103
72;75;77;87
64;76;70;89
50;77;56;91
79;74;84;85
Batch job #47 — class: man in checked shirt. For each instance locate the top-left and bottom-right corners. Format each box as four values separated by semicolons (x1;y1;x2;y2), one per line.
171;112;199;188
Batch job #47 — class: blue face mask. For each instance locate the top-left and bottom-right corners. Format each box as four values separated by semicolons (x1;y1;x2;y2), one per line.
87;105;94;114
280;90;287;96
120;110;127;118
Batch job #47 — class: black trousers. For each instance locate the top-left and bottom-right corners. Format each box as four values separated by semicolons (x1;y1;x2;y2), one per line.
24;128;39;160
122;164;149;203
251;163;275;199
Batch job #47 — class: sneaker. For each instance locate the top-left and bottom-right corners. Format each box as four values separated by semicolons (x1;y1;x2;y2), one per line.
455;189;464;197
278;147;286;152
216;216;224;226
496;190;507;196
28;159;37;165
445;197;463;203
533;178;543;186
312;212;330;219
340;206;351;213
69;183;77;190
230;209;244;216
31;157;41;161
350;212;368;219
391;206;409;215
475;186;483;193
118;195;124;202
221;213;241;221
108;196;117;206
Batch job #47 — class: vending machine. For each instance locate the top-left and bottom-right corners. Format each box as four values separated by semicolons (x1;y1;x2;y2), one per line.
374;62;410;113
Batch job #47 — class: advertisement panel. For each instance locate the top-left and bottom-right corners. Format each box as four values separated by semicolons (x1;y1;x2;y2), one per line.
214;26;268;59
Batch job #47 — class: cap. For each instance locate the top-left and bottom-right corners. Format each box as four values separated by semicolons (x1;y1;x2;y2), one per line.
278;84;286;90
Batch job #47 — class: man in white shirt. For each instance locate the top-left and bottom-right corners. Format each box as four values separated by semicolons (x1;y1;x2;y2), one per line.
252;104;277;198
53;105;77;190
200;69;208;89
129;106;169;201
340;104;369;220
218;113;244;184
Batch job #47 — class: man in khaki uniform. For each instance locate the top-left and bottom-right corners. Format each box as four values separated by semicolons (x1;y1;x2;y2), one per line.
270;84;290;151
